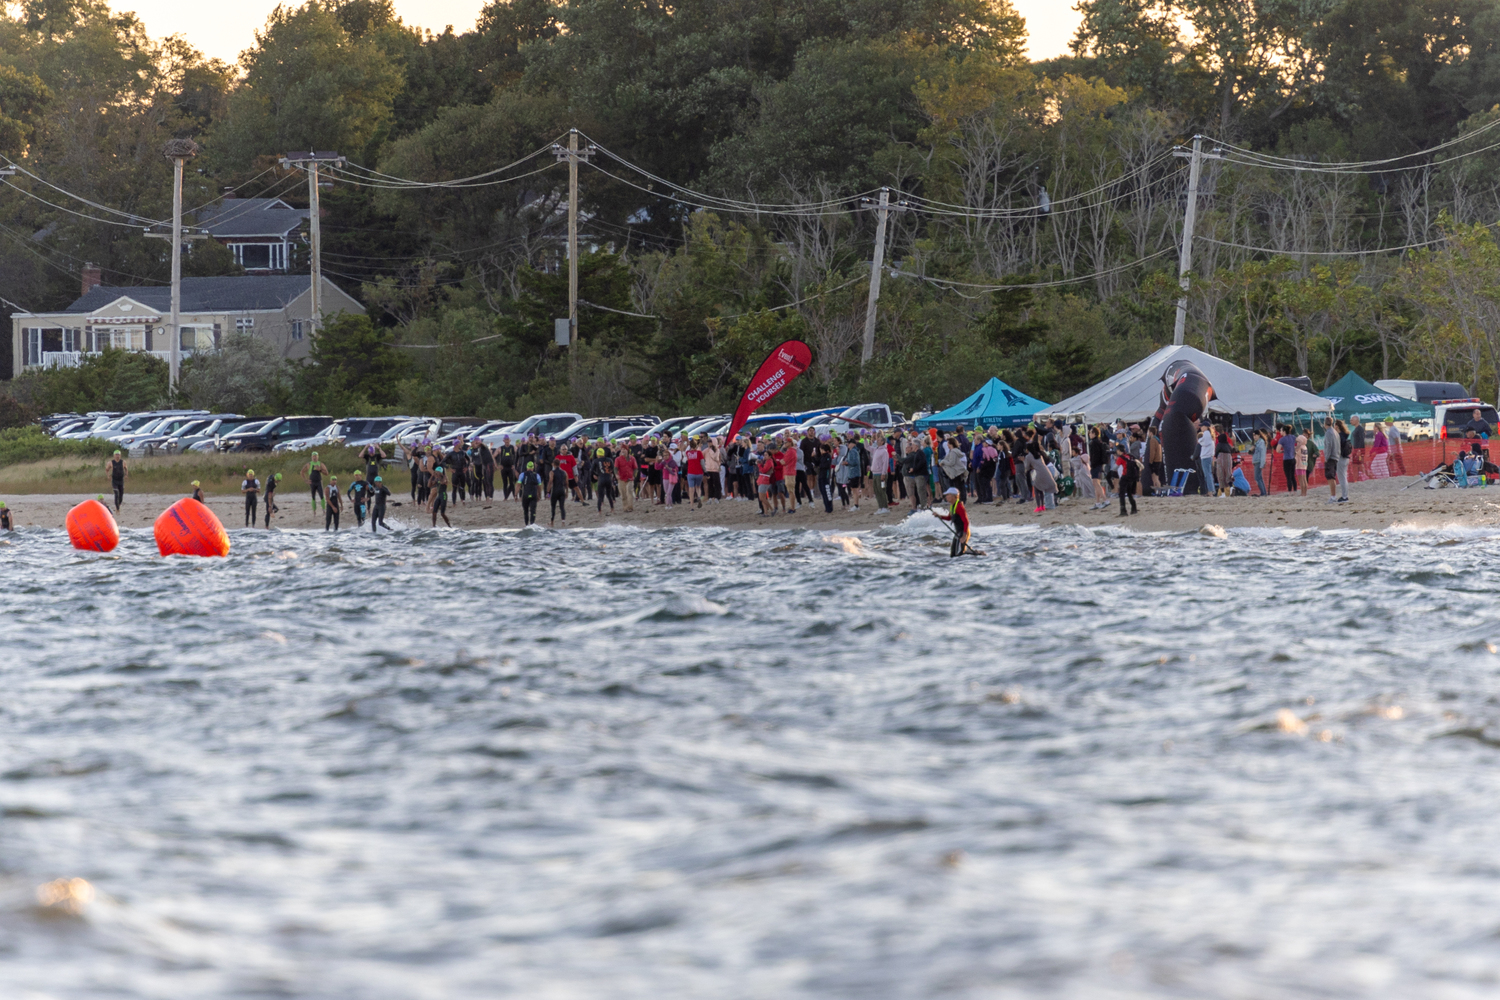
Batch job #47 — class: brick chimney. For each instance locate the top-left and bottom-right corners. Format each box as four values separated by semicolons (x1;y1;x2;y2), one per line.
81;262;101;297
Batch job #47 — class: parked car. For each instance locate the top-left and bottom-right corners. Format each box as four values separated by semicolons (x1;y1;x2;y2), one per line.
641;416;706;439
167;416;255;454
503;412;584;439
132;414;239;456
55;413;124;439
605;424;657;442
109;410;208;448
555;415;666;442
221;416;333;452
190;419;270;453
271;422;339;453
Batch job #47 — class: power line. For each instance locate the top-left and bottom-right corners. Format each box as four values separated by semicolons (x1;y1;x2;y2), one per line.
900;247;1176;296
1212;116;1500;174
1196;234;1450;256
338;138;562;188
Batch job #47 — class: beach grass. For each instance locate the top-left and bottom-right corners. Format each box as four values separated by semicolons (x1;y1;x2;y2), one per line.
0;446;375;496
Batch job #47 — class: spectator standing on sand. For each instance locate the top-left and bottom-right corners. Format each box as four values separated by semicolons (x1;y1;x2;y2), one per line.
1252;429;1268;496
1294;428;1309;495
1386;421;1405;475
1325;420;1348;503
1279;425;1297;493
1198;423;1216;496
1350;415;1366;481
1370;422;1390;478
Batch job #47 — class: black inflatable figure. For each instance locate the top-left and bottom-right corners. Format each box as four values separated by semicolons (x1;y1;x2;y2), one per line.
1149;360;1215;493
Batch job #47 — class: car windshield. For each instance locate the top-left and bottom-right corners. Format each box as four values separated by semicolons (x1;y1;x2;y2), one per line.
341;419;393;437
227;421;269;437
168;420;208;437
1446;407;1499;429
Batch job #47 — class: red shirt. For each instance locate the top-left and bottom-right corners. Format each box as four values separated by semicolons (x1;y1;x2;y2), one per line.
779;448;796;478
558;454;578;479
684;449;704;475
615;454;637;480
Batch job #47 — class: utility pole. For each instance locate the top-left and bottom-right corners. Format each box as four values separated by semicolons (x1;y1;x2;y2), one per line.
154;139;199;394
859;187;908;367
552;131;596;382
1171;136;1223;346
280;151;345;338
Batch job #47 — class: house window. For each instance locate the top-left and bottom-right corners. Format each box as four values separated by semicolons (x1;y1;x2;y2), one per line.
62;328;80;352
236;243;272;269
24;327;40;366
236;317;255;333
292;320;303;341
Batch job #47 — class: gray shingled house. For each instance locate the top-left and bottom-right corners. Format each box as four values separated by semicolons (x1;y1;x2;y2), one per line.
11;269;363;373
196;196;309;273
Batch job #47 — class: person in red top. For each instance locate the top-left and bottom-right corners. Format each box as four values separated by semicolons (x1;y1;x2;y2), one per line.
935;486;971;557
614;450;638;512
778;440;797;513
556;450;580;502
684;441;705;507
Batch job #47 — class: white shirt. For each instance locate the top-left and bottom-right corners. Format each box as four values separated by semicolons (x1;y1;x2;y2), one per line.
1198;429;1214;459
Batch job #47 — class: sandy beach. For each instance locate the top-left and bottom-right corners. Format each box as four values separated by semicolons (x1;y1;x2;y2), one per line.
4;474;1497;533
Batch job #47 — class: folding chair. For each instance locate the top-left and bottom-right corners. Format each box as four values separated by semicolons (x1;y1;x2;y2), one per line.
1168;468;1191;497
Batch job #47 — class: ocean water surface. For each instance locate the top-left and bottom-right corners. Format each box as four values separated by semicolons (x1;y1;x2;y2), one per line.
2;515;1499;998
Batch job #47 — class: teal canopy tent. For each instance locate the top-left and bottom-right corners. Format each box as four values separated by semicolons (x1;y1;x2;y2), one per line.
915;377;1051;431
1320;371;1433;421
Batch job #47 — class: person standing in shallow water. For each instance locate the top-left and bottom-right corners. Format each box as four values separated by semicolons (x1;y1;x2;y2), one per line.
302;452;329;512
241;469;259;527
0;500;12;531
517;461;542;526
324;476;341;531
370;475;393;532
428;465;452;527
548;459;569;526
106;450;127;511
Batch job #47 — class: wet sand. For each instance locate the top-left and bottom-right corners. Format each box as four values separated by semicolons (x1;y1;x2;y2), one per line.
2;475;1497;533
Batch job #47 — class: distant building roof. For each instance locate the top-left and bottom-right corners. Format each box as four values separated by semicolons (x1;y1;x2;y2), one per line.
196;197;308;238
64;276;344;314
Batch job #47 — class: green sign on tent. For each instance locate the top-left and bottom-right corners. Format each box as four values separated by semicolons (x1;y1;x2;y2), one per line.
1319;371;1433;421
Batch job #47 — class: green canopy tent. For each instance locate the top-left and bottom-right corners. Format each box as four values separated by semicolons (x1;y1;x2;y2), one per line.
1319;371;1434;422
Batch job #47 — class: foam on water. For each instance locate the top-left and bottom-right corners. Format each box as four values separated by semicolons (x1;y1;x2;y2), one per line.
3;525;1500;998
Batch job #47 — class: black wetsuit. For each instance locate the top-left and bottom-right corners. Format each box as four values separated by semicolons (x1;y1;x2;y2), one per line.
549;467;568;524
430;475;450;526
518;469;542;525
309;467;324;509
263;476;277;527
362;447;382;483
191;487;204;504
348;480;370;526
242;478;259;526
109;458;126;509
0;507;12;530
479;443;496;499
370;483;392;532
325;484;341;530
499;446;517;499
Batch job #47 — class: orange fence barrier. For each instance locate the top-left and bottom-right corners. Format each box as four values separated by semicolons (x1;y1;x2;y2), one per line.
1225;439;1475;494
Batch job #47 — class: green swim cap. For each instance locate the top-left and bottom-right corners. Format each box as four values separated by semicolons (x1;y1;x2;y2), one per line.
246;469;254;476
597;448;605;457
275;473;283;481
354;470;363;477
113;450;121;457
527;461;535;469
311;452;319;459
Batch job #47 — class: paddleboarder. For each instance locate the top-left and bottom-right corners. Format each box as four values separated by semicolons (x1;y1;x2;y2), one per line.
933;486;975;557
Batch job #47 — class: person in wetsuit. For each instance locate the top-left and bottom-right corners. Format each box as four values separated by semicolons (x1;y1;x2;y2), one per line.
478;439;496;500
263;472;281;527
241;469;260;527
548;460;569;526
347;471;370;527
106;451;128;511
448;440;469;504
361;441;386;483
324;476;341;531
302;452;329;512
498;437;517;500
190;480;205;503
370;475;393;532
935;486;971;557
518;460;542;526
428;464;452;527
0;500;12;531
591;447;616;512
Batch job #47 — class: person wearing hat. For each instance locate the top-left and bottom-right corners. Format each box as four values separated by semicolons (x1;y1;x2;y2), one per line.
935;486;971;557
190;480;205;504
428;464;452;527
0;500;12;531
347;469;370;527
591;447;616;512
325;475;342;531
301;452;329;512
263;471;283;528
105;449;128;511
240;469;260;527
370;474;393;532
517;460;542;526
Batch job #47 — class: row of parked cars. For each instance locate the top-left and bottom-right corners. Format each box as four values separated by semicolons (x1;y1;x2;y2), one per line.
34;402;907;457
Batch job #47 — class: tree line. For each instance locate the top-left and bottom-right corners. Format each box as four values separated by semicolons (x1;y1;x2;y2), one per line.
6;0;1500;423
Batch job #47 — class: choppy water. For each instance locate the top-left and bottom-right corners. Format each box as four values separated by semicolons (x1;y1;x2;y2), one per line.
3;515;1500;997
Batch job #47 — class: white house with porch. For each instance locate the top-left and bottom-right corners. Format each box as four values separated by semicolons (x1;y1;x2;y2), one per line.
11;271;363;373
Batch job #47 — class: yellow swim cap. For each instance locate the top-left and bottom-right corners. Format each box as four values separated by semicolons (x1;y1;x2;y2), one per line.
597;448;605;457
246;469;255;476
191;480;200;487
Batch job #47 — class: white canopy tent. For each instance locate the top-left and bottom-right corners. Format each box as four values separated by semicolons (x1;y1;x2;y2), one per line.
1035;345;1332;423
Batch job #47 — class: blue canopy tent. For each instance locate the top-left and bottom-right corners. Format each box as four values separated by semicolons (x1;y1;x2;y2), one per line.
915;377;1050;431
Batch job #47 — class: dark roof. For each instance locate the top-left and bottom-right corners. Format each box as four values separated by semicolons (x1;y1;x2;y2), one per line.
196;197;308;238
65;276;326;313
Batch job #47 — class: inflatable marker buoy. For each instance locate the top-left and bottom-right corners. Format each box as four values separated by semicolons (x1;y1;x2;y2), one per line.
65;498;119;552
153;497;230;558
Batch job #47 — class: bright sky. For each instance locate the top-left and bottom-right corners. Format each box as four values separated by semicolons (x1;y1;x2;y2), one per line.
115;0;1081;65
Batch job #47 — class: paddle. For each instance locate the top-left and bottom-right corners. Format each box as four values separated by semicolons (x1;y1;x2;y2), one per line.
925;504;985;557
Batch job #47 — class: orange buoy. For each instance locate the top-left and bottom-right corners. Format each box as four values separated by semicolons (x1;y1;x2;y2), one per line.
65;498;119;552
153;497;230;558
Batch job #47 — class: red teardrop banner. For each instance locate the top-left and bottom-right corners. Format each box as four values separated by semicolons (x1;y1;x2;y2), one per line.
723;339;813;443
